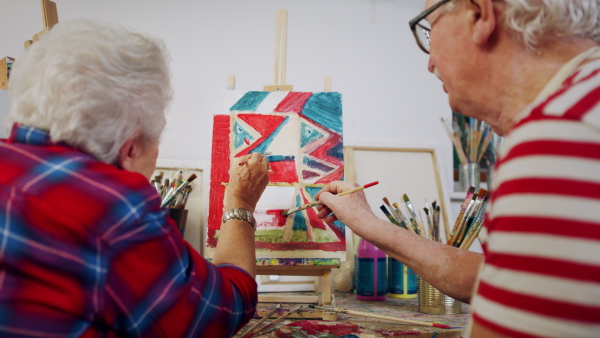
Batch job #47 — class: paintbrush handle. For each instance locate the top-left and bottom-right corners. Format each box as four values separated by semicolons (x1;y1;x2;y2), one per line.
334;308;450;328
460;220;483;250
409;218;424;237
337;181;378;197
243;304;282;335
283;181;379;216
440;118;468;164
160;181;189;208
246;305;302;337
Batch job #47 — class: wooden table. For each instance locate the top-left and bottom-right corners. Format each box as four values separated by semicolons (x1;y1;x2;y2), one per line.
237;291;470;337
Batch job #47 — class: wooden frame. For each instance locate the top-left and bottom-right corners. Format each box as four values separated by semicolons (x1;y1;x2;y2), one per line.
256;265;334;305
153;160;207;254
344;146;451;245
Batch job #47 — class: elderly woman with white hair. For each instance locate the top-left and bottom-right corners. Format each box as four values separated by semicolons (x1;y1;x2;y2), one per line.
316;0;600;337
0;19;268;337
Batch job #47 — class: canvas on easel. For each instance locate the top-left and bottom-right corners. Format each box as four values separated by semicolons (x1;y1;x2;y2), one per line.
206;9;343;306
206;90;345;254
206;90;344;304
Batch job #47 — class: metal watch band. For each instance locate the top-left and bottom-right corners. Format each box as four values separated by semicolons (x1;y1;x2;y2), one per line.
221;208;257;231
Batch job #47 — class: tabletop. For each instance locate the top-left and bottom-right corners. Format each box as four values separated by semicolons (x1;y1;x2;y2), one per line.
236;291;471;337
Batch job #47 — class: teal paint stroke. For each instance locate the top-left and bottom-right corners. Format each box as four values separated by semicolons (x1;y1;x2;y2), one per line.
230;91;270;111
301;92;342;134
300;121;324;148
305;186;322;200
233;121;254;149
292;194;307;231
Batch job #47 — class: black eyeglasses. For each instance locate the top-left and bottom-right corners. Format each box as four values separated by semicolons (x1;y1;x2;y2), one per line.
409;0;453;54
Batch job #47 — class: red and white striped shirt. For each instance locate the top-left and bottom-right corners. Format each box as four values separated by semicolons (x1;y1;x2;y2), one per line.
470;47;600;337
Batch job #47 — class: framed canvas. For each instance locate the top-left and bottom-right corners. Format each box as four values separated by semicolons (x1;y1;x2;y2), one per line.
206;91;346;261
344;146;451;244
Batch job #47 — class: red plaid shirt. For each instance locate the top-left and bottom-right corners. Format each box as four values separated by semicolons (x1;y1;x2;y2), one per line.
0;124;257;337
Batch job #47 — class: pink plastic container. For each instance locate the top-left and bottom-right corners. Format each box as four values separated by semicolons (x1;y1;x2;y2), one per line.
355;238;387;301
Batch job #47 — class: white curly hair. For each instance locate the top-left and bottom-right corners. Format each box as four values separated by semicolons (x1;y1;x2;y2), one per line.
7;19;172;165
444;0;600;49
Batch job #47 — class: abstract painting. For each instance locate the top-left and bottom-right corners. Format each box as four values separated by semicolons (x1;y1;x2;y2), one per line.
206;91;346;259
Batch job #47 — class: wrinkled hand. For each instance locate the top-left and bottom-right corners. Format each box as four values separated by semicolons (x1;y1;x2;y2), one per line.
225;152;270;212
315;181;377;235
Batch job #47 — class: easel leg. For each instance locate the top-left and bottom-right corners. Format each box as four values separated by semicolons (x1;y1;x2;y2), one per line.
318;269;332;305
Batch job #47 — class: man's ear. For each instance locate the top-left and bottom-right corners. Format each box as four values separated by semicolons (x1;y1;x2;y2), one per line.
468;0;497;46
118;137;139;171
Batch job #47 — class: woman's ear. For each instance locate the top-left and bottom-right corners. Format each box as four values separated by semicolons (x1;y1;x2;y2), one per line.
117;137;139;171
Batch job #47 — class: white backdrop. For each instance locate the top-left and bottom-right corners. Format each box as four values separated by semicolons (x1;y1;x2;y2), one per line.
0;1;464;251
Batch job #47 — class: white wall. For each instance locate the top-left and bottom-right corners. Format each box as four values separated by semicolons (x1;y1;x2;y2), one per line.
0;0;467;249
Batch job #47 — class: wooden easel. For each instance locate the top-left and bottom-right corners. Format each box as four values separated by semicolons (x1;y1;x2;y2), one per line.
259;10;339;307
226;10;340;309
263;9;293;92
0;57;14;90
24;0;59;48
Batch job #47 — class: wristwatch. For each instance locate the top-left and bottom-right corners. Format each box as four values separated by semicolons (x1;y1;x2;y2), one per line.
222;208;257;231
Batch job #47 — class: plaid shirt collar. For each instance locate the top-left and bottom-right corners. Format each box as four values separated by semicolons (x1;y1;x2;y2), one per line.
9;124;52;146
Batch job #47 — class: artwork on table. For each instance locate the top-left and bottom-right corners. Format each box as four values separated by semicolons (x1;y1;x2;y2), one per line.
206;91;345;259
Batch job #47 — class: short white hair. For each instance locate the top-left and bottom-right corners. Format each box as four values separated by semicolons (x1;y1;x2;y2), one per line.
501;0;600;49
445;0;600;49
7;19;172;165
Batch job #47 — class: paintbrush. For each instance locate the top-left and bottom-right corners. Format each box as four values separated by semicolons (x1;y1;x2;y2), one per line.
432;203;442;242
441;117;468;164
461;219;483;250
447;186;476;245
392;202;413;233
393;202;417;234
380;205;405;229
243;305;303;338
308;305;451;329
161;173;197;208
450;192;481;247
403;194;426;238
281;181;379;216
454;189;487;247
477;125;494;162
383;197;401;222
424;207;436;242
240;304;282;337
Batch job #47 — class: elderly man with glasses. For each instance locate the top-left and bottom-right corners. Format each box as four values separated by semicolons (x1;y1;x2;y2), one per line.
316;0;600;337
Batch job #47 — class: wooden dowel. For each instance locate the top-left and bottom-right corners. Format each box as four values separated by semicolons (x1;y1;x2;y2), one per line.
309;305;451;329
244;305;303;338
241;304;281;336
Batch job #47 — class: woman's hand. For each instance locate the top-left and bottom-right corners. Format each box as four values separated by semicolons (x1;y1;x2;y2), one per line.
225;152;270;212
